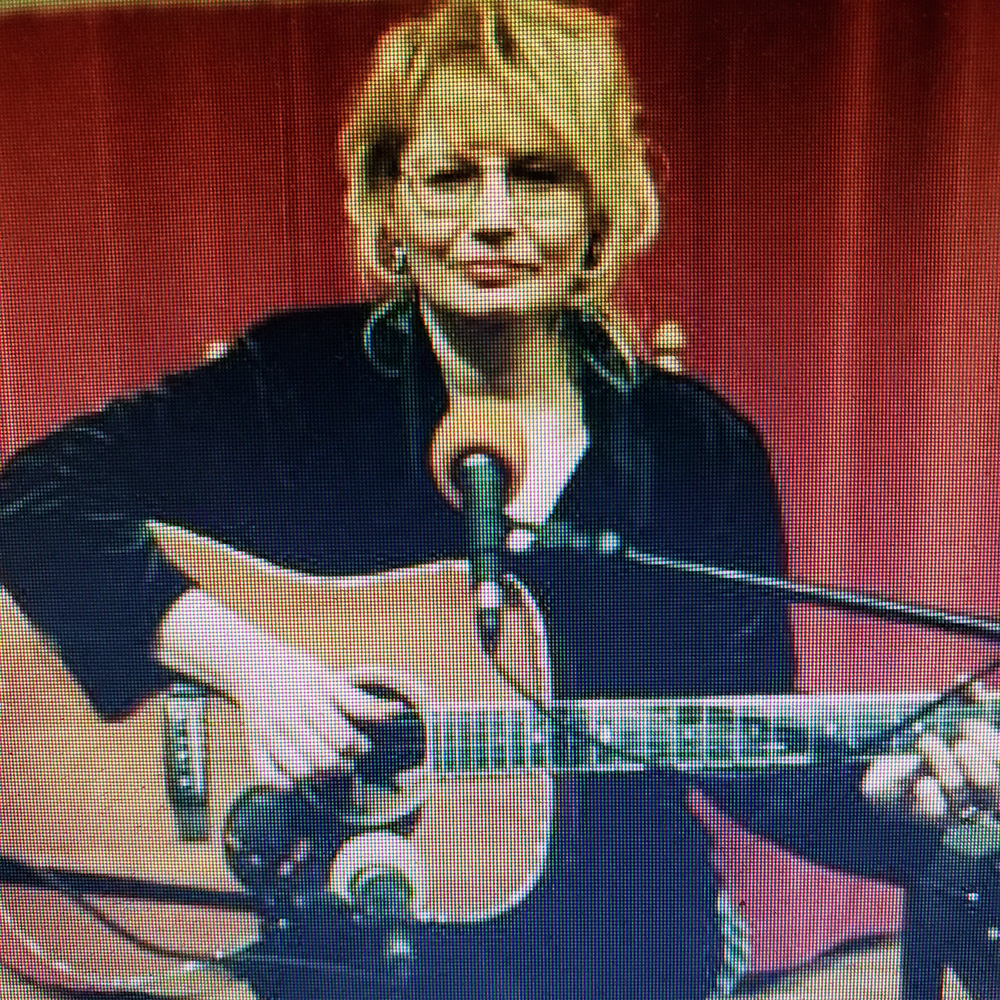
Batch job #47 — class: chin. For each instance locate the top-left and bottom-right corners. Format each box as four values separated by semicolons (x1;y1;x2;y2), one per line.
422;275;571;322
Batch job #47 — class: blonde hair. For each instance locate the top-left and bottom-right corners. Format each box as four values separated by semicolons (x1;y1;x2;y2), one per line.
338;0;660;341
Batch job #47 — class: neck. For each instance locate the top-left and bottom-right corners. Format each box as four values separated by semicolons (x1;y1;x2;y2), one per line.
421;299;575;402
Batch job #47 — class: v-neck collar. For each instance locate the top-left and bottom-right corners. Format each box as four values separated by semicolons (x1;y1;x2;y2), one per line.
363;295;641;531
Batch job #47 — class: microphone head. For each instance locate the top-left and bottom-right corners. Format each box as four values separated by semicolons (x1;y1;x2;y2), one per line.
428;400;524;509
329;831;426;920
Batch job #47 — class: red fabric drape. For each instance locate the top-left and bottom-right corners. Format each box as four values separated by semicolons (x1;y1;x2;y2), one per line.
1;0;999;975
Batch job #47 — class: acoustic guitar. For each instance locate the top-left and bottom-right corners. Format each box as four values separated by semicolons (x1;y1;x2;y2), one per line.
1;521;999;997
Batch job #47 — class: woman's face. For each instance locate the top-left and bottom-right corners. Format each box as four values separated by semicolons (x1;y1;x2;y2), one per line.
387;68;595;322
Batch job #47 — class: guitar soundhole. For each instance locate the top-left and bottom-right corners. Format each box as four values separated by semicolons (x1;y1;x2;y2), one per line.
352;683;426;790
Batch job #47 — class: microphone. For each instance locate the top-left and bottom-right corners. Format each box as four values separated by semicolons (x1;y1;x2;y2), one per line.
456;451;507;653
427;402;523;654
328;831;425;986
328;831;425;924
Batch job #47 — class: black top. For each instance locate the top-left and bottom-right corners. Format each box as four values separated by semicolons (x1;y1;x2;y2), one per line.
0;301;936;999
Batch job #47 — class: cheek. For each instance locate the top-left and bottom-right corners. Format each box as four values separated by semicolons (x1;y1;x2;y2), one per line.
526;216;591;260
388;197;456;254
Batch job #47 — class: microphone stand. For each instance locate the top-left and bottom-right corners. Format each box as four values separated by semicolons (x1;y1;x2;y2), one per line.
522;519;1000;1000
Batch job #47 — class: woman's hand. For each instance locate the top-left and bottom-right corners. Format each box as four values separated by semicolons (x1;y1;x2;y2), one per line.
231;651;399;790
156;587;399;789
861;682;1000;825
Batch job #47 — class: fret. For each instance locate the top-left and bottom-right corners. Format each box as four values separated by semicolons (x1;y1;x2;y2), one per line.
884;696;925;754
764;705;791;764
556;704;579;772
459;708;469;773
646;704;673;766
510;708;528;768
812;695;856;762
835;697;868;763
705;704;735;769
734;706;745;763
813;696;842;748
529;708;547;769
739;708;773;764
894;697;924;753
459;708;471;774
699;704;708;768
466;708;476;772
479;707;491;772
479;707;489;771
442;709;456;775
593;703;610;769
471;708;485;773
592;703;617;771
453;709;464;774
430;712;443;773
617;703;631;758
490;707;505;772
676;703;701;770
459;705;476;774
622;703;645;769
547;705;569;771
572;704;592;771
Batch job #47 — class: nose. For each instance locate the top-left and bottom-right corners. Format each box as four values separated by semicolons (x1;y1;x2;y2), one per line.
468;164;516;246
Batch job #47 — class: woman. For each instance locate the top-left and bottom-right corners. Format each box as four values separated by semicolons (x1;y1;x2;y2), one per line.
0;1;995;998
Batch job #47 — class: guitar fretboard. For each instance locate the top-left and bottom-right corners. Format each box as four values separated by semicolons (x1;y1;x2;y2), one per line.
423;694;996;776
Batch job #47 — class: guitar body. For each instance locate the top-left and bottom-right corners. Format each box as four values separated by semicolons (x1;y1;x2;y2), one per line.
0;523;551;992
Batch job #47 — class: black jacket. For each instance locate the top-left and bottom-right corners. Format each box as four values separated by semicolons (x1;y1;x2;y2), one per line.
0;301;936;999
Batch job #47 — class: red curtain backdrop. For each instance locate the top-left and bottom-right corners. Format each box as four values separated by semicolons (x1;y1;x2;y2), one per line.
1;0;999;976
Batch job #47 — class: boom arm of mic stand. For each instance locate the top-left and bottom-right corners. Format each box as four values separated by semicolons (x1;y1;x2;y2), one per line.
525;517;1000;645
524;519;1000;1000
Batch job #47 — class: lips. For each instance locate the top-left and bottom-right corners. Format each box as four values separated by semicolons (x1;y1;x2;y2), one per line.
456;261;537;286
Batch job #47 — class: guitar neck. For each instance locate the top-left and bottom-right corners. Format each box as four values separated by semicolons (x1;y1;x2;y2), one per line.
426;692;1000;776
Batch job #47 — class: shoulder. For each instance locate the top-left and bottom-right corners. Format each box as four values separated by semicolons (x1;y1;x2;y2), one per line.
239;302;375;374
626;363;772;473
195;301;392;414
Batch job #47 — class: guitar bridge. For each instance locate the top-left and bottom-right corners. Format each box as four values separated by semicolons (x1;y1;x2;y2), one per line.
163;682;210;842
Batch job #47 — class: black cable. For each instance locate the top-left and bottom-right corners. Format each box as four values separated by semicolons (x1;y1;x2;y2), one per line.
0;852;378;992
1;859;230;966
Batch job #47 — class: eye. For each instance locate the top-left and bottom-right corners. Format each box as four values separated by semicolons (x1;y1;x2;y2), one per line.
510;157;571;186
425;164;477;186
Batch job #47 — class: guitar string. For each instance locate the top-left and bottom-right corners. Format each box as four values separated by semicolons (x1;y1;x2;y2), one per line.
1;675;984;993
0;665;970;993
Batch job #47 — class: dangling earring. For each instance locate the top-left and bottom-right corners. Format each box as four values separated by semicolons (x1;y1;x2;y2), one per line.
583;232;603;270
392;245;409;276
